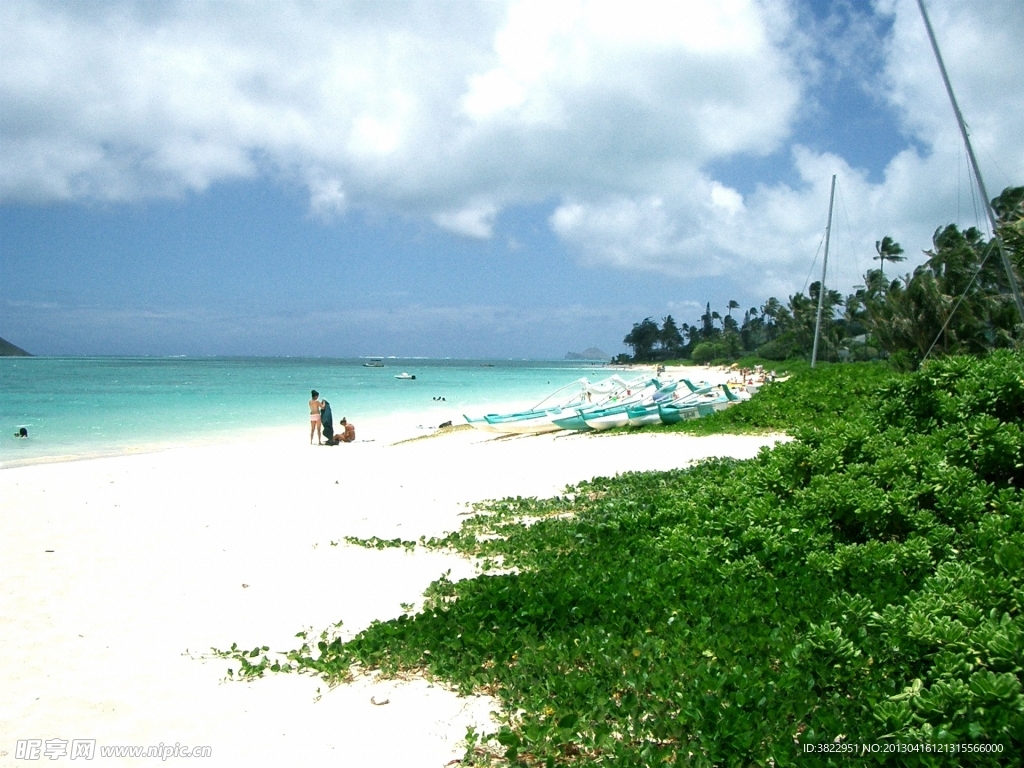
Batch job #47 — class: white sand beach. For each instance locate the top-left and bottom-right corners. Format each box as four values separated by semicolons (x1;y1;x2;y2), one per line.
1;414;784;767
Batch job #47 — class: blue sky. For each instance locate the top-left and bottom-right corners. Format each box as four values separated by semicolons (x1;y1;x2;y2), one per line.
2;0;1022;357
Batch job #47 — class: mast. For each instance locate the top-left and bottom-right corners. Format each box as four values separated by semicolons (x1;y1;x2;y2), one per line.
916;0;1024;324
811;174;837;368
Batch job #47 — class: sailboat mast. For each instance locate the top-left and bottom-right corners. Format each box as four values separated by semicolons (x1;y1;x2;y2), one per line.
811;174;837;368
916;0;1024;324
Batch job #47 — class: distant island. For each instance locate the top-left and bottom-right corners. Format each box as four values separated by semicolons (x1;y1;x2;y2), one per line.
565;347;611;361
0;336;32;356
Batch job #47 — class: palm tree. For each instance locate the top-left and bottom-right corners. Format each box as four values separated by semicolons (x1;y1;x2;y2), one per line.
659;315;683;357
874;236;906;276
623;318;660;360
700;303;717;339
760;297;783;341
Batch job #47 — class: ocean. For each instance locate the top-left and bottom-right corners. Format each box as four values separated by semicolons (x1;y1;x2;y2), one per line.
0;357;613;467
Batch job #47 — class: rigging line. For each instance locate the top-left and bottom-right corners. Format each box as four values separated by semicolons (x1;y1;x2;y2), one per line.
967;145;983;233
802;231;826;295
974;132;1013;198
917;0;1024;323
921;238;998;364
835;179;862;291
956;147;961;224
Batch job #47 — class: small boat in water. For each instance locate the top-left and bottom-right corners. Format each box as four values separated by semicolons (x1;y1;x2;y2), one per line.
395;372;416;380
363;358;385;368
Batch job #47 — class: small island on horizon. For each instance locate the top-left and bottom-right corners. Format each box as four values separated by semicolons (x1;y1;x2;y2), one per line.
0;336;32;356
565;347;611;361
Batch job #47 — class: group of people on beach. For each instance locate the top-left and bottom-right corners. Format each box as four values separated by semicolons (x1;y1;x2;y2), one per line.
309;390;355;445
729;364;777;386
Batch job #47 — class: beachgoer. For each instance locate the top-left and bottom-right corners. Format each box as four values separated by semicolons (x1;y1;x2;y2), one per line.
324;417;356;445
309;390;324;444
339;417;355;443
15;427;28;438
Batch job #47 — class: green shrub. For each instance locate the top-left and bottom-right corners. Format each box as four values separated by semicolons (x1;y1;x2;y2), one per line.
757;337;797;360
691;341;726;364
674;361;899;435
219;353;1024;765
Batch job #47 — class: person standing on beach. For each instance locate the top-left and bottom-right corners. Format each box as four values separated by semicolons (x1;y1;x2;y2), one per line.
309;390;324;444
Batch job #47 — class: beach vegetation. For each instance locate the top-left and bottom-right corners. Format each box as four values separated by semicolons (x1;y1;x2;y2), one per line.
660;361;898;436
216;351;1024;765
621;186;1023;370
623;318;661;360
343;535;418;551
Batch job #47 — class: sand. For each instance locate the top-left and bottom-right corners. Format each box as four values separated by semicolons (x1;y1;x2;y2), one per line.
0;411;784;767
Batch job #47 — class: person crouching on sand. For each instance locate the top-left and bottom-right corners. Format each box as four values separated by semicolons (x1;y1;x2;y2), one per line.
325;417;355;444
309;389;325;444
340;417;355;443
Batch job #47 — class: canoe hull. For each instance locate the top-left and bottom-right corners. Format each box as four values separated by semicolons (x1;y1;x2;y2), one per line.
552;413;591;431
583;410;630;430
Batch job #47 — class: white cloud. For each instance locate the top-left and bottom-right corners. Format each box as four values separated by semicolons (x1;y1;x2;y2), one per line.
306;172;348;220
433;200;499;239
545;0;1024;298
2;0;1021;298
0;0;800;208
710;183;745;216
881;0;1024;193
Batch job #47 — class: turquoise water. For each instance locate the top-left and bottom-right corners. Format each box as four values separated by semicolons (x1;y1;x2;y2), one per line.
0;357;610;467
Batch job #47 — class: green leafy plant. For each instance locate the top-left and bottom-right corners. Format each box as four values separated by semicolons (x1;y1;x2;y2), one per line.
217;352;1024;765
671;361;899;435
343;535;418;551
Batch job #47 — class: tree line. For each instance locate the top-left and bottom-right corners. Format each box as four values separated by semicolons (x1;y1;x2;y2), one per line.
620;185;1024;370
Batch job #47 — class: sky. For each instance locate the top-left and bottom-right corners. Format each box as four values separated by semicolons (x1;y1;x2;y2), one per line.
1;0;1023;358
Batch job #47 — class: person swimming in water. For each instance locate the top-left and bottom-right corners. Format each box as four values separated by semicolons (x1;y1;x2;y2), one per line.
14;427;28;438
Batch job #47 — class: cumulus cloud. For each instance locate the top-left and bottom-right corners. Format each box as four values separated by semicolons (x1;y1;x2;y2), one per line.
546;0;1024;297
432;200;499;238
0;1;799;201
2;0;1022;300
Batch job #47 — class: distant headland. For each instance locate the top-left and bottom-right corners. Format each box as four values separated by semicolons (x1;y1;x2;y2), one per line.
0;336;32;356
564;347;611;361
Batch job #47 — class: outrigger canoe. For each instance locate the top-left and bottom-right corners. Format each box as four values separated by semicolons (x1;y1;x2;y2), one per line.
657;384;741;424
554;380;678;432
465;375;657;435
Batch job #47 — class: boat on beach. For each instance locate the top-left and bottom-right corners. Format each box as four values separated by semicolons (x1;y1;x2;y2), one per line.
657;384;741;424
624;380;717;426
465;374;656;435
564;380;679;432
466;373;755;435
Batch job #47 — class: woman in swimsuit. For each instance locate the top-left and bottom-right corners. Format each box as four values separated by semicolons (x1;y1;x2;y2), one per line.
309;389;324;444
